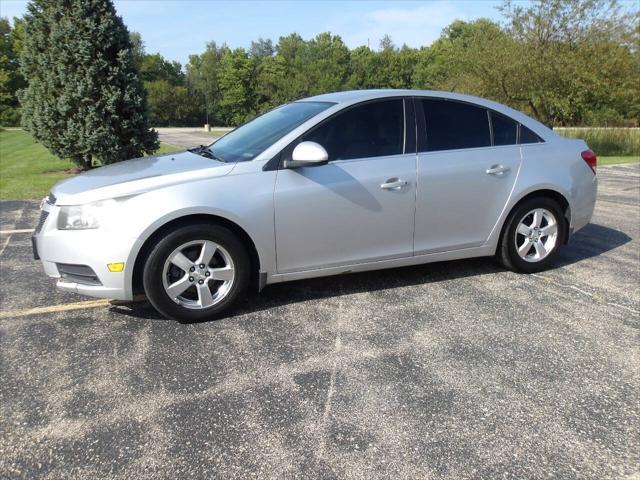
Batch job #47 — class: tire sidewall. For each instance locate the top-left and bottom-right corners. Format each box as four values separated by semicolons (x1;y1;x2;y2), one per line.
143;224;250;322
502;198;566;273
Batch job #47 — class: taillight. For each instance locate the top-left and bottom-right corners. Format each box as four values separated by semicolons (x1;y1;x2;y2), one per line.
581;149;597;173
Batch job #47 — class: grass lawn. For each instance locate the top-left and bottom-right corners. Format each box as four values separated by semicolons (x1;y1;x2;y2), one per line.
205;127;234;138
556;128;639;157
598;156;640;165
0;129;181;200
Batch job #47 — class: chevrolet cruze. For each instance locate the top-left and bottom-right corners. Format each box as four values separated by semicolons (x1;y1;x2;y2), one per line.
33;90;597;321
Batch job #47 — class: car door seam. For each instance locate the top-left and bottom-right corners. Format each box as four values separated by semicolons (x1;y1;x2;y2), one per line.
412;153;418;256
272;167;280;274
484;146;524;244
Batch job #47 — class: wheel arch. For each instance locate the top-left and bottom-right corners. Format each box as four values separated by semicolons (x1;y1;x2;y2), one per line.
131;213;262;297
497;188;572;252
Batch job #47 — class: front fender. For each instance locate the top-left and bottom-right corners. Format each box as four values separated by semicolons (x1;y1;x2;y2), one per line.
119;170;277;299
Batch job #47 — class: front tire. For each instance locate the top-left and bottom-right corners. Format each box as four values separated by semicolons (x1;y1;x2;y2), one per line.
498;197;566;273
143;223;250;322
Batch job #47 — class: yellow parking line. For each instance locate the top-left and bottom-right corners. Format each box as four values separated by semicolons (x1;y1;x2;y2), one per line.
0;299;111;319
0;228;34;235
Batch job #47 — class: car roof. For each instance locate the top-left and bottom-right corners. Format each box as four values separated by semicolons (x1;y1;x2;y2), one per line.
303;89;490;105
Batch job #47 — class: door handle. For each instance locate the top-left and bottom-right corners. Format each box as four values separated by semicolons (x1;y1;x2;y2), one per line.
486;165;510;176
380;178;408;190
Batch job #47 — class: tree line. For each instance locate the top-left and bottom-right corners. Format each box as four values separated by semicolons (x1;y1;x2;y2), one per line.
1;0;638;133
139;0;640;128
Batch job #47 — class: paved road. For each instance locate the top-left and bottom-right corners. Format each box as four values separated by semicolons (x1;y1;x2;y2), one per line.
1;165;638;479
156;127;232;149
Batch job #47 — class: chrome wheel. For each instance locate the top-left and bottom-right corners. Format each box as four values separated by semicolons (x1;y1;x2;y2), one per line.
515;208;558;263
161;240;235;309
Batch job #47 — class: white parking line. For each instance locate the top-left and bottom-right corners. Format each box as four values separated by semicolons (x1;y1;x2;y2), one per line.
0;235;11;256
0;205;28;257
531;273;640;315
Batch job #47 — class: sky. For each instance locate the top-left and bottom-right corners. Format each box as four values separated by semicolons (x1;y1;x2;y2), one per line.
2;0;509;65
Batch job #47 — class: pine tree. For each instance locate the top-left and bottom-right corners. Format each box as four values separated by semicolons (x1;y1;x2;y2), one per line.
19;0;158;169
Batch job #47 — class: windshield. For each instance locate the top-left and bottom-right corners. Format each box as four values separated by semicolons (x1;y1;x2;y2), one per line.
209;101;334;162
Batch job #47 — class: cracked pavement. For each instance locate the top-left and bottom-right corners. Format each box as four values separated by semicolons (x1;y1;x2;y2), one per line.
0;164;638;479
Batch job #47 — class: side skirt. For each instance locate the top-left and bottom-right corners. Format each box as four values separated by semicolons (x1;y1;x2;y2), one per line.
266;245;496;285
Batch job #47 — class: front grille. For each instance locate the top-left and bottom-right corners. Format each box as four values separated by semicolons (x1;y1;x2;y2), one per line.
34;210;49;234
56;263;102;286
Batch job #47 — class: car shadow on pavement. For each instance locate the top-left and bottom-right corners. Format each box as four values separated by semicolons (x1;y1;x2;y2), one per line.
110;256;505;322
110;222;631;323
555;222;632;267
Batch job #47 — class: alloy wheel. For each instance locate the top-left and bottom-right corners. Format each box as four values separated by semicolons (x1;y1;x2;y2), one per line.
161;240;235;309
514;208;559;263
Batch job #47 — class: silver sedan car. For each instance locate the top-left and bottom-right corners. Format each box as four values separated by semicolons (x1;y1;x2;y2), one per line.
33;90;597;321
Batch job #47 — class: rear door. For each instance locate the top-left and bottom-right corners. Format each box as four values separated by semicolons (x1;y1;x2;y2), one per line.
273;98;417;273
414;98;522;254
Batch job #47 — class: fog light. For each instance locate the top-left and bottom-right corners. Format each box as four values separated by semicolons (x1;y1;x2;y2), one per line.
107;262;125;272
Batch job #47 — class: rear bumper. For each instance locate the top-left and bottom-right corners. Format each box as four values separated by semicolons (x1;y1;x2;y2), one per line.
570;175;597;235
32;206;139;301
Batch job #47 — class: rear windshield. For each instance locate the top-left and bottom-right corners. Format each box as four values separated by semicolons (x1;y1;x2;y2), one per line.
210;101;334;162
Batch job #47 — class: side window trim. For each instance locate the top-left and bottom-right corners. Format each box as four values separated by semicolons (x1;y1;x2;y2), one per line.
404;97;417;154
487;110;495;146
414;97;428;153
275;97;410;169
402;99;406;154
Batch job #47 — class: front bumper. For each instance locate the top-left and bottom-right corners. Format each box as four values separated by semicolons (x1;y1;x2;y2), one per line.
32;204;140;301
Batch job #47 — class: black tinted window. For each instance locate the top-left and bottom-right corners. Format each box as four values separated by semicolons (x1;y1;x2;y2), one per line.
491;111;518;146
302;99;404;161
519;125;543;144
422;99;490;151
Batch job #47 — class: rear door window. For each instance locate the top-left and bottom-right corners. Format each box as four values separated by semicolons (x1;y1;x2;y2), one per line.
519;125;543;144
491;111;518;146
302;99;405;161
421;99;491;151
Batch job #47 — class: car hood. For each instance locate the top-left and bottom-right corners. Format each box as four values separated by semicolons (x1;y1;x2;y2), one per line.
51;151;235;205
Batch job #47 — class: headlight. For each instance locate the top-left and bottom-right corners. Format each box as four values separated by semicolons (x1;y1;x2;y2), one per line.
57;199;119;230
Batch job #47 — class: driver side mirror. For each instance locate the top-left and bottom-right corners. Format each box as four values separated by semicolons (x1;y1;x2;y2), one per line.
284;141;329;169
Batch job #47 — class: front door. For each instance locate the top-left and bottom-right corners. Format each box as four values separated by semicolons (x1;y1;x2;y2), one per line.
274;98;417;273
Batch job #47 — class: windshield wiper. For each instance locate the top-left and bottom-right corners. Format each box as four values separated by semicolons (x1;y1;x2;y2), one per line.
188;145;225;162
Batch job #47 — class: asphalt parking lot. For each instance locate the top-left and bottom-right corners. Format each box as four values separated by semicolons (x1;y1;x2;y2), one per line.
156;127;232;149
1;164;638;479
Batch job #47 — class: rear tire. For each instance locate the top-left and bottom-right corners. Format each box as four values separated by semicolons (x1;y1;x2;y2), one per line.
143;223;250;322
497;197;566;273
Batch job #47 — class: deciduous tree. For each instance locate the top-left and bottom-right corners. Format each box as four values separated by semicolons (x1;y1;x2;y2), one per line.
0;17;25;126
